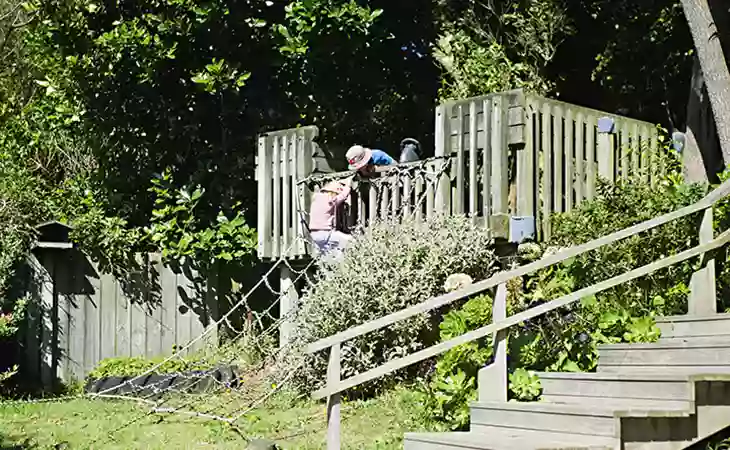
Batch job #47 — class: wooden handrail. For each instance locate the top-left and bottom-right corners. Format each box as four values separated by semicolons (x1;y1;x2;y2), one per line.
312;228;730;399
305;178;730;355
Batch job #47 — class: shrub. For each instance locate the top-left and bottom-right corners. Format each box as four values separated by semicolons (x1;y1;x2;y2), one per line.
87;356;212;380
288;214;501;395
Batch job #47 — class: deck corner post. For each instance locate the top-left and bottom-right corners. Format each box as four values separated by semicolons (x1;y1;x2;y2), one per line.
326;343;342;450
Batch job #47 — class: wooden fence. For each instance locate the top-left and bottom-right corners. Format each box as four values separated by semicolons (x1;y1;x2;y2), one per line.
21;248;218;389
256;89;662;261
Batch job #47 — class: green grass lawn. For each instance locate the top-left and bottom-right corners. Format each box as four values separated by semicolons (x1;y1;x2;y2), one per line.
0;388;431;449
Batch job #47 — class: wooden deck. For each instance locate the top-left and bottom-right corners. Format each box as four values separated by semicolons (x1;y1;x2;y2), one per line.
256;89;662;262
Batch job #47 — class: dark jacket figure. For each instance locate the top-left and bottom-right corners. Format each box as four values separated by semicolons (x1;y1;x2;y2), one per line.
399;138;422;163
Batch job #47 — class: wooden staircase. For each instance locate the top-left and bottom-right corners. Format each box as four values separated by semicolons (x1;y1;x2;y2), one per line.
404;314;730;450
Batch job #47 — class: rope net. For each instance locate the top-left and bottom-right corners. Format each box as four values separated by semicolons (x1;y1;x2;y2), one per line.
3;157;453;446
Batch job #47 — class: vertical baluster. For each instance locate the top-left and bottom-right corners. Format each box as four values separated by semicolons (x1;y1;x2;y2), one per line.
620;122;630;181
482;99;492;225
552;105;564;214
629;122;641;181
454;104;465;215
368;182;378;226
402;170;412;218
574;112;585;205
272;136;281;259
282;134;291;257
380;176;390;220
469;101;478;221
541;102;552;240
586;116;597;200
392;171;401;220
564;108;574;212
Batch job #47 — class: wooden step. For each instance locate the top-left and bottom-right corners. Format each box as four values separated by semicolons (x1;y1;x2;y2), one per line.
404;430;615;450
656;314;730;339
598;340;730;373
537;372;693;409
470;401;689;435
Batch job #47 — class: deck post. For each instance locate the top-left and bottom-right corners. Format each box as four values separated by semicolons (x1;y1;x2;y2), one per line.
279;265;298;349
478;282;509;402
689;206;717;315
326;343;341;450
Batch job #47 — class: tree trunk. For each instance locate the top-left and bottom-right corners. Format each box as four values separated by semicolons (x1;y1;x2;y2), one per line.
683;56;723;183
681;0;730;165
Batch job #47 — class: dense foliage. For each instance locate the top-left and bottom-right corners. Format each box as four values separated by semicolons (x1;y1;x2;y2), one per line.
0;0;719;402
417;169;714;429
288;215;500;395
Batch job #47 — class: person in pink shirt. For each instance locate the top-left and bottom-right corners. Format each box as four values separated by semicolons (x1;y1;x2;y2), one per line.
308;176;354;259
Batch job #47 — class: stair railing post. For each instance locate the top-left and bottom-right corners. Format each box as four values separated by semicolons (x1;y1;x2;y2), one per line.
326;343;341;450
689;206;717;315
478;282;508;402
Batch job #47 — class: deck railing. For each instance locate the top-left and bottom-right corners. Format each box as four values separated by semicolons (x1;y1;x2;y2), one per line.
522;94;661;239
256;89;662;260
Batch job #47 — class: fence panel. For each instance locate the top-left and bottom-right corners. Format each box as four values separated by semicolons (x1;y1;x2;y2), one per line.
22;250;219;388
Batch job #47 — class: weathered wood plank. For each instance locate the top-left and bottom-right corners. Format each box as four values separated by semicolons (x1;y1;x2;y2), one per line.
282;134;291;258
620;122;630;180
478;283;508;402
368;182;378;225
159;255;176;355
454;104;465;215
597;126;615;182
326;344;341;450
586;115;597;200
272;136;281;259
552;104;564;214
402;172;412;218
39;252;55;388
392;173;401;218
640;126;650;184
380;177;390;220
564;109;574;212
469;100;479;221
257;136;273;259
311;229;730;399
291;133;302;256
482;99;493;221
492;96;509;224
575;112;585;204
435;105;451;214
67;253;86;380
100;270;117;361
516;103;534;217
690;207;717;315
85;266;101;374
423;165;431;220
541;102;552;239
629;122;641;180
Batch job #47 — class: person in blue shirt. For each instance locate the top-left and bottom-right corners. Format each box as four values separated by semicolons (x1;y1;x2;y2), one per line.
346;145;395;177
